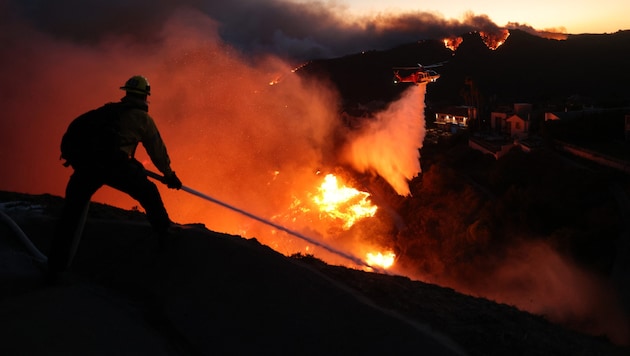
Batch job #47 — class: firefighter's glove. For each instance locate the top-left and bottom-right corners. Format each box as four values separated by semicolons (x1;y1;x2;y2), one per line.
164;172;182;190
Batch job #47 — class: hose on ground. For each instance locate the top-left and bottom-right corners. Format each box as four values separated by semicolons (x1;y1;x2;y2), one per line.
0;209;48;263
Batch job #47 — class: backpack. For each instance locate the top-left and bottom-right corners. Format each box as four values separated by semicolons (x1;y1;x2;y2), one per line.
60;102;126;168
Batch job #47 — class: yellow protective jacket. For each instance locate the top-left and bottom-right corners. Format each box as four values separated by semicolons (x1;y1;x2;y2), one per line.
117;97;173;176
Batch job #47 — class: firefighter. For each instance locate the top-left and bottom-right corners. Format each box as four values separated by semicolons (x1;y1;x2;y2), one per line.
47;75;182;283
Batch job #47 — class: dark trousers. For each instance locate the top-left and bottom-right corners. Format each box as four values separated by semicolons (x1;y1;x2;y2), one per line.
48;159;171;272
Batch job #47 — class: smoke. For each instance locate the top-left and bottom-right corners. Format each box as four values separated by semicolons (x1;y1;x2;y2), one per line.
0;3;416;252
342;85;426;196
0;6;337;229
472;241;629;345
400;237;630;346
7;0;532;61
506;22;569;40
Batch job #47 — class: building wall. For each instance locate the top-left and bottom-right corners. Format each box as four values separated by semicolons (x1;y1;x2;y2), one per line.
435;113;468;126
514;103;533;116
490;112;508;132
506;115;529;138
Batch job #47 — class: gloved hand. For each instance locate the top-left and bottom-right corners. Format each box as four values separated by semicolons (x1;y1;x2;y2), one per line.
163;172;182;190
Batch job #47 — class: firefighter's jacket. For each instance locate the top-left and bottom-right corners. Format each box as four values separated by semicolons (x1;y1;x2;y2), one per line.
117;96;173;176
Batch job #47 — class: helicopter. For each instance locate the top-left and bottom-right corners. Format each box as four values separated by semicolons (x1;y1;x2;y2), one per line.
393;63;444;85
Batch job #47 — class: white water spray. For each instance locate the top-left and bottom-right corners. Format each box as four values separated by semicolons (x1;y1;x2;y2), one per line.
342;84;426;196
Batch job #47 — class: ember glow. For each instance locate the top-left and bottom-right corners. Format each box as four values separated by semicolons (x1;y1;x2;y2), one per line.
443;36;463;51
480;29;510;50
312;174;377;229
267;172;394;270
366;251;395;269
443;29;510;51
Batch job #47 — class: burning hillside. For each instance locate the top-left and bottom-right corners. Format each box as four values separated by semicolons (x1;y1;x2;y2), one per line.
442;26;569;51
443;29;509;51
2;3;629;348
1;7;426;272
479;29;509;49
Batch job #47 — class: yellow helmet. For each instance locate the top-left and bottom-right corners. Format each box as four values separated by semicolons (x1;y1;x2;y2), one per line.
120;75;151;96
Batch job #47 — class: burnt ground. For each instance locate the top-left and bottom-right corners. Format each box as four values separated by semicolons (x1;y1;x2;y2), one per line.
0;191;628;356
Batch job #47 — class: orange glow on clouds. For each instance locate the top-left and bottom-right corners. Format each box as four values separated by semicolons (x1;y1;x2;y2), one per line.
339;0;628;35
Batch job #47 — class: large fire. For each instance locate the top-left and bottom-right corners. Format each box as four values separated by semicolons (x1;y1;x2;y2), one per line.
310;174;398;270
443;36;463;51
479;29;510;50
268;172;394;270
366;251;396;269
443;30;510;51
312;173;377;229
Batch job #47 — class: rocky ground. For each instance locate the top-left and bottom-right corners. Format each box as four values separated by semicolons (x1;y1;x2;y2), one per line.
0;191;628;355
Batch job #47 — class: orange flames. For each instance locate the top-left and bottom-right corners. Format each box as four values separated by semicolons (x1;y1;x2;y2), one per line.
310;174;396;270
479;29;510;50
443;36;463;51
270;173;395;270
312;174;377;229
366;251;396;269
443;30;510;51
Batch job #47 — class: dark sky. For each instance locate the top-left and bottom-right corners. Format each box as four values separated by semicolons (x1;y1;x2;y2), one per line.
7;0;508;61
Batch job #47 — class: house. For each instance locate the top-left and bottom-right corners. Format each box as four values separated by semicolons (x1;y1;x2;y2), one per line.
489;103;532;138
434;106;476;132
469;103;535;159
488;104;512;133
506;113;529;139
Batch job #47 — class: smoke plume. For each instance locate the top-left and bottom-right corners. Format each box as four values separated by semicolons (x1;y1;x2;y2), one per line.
0;6;330;227
465;241;629;345
342;85;426;196
7;0;525;61
0;3;422;253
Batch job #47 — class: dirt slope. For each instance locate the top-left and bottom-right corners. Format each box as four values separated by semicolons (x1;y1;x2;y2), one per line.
0;191;627;355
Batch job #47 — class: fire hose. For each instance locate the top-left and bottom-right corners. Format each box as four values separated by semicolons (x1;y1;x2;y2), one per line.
0;209;48;263
145;170;385;273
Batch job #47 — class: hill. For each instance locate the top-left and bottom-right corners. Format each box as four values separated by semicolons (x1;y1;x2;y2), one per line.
1;191;628;355
299;29;630;110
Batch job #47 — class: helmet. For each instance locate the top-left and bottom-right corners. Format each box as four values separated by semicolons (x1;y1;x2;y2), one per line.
120;75;151;96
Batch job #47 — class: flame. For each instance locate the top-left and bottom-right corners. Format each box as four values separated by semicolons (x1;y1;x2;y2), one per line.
268;172;393;271
443;36;463;51
443;30;509;51
366;251;395;269
312;174;377;229
269;61;310;85
479;29;510;50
